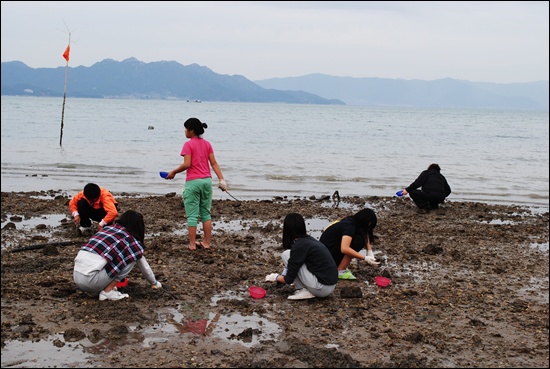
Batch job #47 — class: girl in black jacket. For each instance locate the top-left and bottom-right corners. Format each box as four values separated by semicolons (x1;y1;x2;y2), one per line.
265;213;338;300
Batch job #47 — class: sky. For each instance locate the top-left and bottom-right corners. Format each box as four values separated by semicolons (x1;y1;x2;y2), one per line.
1;1;548;83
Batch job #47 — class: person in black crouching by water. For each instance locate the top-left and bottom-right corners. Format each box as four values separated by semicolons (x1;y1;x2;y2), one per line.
73;210;162;301
265;213;338;300
400;163;452;213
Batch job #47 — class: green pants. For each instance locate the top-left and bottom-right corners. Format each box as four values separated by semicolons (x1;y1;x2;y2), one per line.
183;178;213;226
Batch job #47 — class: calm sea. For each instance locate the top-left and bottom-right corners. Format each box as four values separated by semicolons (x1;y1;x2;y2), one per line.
1;96;548;211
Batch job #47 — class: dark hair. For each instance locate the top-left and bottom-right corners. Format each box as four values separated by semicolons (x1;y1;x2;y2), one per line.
184;117;208;136
352;208;377;244
83;183;100;200
282;213;308;250
428;163;441;171
117;210;146;243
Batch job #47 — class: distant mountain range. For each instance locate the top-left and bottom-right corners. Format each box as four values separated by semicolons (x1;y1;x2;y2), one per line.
0;58;343;105
255;74;549;111
1;58;547;110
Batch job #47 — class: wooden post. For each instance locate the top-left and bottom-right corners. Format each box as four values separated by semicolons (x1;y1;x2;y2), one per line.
60;33;71;147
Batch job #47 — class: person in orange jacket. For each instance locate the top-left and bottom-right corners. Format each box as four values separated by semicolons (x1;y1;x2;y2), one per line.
69;183;119;235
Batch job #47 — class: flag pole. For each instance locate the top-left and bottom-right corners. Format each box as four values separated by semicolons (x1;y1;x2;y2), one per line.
59;33;71;147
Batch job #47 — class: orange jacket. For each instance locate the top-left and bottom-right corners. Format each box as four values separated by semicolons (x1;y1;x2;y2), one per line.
69;187;118;225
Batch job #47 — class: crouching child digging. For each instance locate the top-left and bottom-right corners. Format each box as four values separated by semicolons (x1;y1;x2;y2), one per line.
73;210;162;301
265;213;338;300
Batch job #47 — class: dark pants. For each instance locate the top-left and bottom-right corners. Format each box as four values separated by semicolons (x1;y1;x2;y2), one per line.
408;190;446;210
76;198;107;227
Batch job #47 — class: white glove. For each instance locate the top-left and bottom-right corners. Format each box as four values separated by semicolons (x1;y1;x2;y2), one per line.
265;273;278;282
364;255;380;268
218;179;228;191
367;250;375;258
152;281;162;289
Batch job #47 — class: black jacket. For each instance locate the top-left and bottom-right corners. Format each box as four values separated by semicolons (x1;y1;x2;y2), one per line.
285;236;338;286
406;169;451;197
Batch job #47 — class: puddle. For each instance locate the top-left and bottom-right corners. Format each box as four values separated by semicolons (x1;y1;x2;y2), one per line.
305;217;332;239
1;213;68;230
530;242;549;252
1;288;282;367
517;275;549;304
171;219;270;236
389;260;442;281
170;217;331;239
1;212;330;240
207;311;281;346
321;201;355;209
210;289;245;306
1;214;71;250
482;219;516;225
0;333;94;368
147;306;281;347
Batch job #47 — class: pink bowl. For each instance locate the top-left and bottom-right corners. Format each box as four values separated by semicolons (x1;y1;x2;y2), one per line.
375;276;391;288
249;286;266;299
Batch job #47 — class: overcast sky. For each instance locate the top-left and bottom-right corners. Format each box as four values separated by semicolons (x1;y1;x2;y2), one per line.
1;1;548;83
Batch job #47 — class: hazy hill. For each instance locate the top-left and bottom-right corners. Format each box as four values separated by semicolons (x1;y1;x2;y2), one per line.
255;73;549;111
2;58;547;110
0;58;343;105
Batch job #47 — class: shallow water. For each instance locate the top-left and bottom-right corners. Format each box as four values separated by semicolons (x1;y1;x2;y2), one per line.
2;96;548;209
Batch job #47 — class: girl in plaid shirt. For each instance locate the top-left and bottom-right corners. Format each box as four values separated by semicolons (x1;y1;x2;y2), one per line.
73;210;162;301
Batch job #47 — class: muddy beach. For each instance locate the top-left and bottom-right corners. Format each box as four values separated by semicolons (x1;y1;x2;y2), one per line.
1;190;549;368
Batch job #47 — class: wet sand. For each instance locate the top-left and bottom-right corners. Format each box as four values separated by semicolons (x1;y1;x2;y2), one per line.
1;190;549;367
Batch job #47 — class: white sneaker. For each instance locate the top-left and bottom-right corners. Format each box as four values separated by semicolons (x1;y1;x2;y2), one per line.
288;288;316;300
79;226;92;236
99;289;129;301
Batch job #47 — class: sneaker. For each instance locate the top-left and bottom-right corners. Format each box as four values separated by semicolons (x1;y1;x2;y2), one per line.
78;226;93;236
338;269;357;280
99;289;129;301
288;288;316;300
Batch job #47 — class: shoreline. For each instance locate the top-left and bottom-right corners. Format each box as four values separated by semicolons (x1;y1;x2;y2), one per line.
2;171;549;211
2;187;549;211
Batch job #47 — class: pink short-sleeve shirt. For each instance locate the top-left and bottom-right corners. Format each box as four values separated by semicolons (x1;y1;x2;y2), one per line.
180;137;214;181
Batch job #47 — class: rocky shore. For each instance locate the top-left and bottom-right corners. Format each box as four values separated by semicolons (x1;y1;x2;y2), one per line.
1;190;548;367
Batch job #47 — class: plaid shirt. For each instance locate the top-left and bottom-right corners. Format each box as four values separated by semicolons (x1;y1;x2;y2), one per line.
81;224;144;278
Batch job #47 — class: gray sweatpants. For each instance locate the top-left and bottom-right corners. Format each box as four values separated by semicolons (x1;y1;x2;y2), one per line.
281;250;335;298
74;262;135;296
